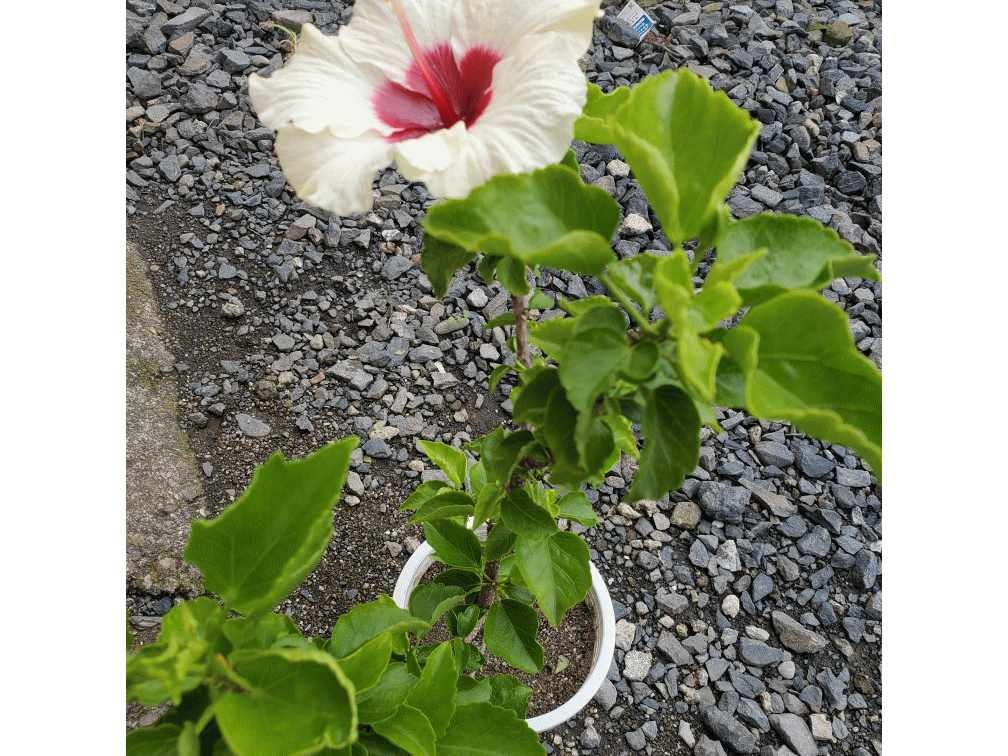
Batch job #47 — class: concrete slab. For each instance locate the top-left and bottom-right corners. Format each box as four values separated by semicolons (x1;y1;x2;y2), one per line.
125;240;204;596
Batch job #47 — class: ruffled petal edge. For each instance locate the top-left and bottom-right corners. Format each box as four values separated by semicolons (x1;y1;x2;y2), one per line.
273;126;393;215
248;24;389;138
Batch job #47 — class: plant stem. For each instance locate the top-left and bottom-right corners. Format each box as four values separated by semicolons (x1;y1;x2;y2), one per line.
464;612;488;652
512;294;531;368
478;558;499;609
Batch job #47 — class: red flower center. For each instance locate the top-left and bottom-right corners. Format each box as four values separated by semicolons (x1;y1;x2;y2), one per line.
374;43;502;143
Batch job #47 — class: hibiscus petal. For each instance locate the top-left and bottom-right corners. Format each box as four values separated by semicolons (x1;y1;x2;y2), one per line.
340;0;456;86
452;0;599;60
273;126;393;215
393;121;470;183
393;33;588;199
248;24;389;138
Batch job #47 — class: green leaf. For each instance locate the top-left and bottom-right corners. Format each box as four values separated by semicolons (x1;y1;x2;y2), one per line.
519;231;617;278
718;291;882;477
526;483;559;515
126;724;183;756
574;82;631;144
697;200;732;258
703;248;767;291
157;686;216;733
216;648;356;756
487;675;533;719
570;397;617;480
500;489;559;541
330;596;430;658
528;288;554;310
606;253;661;314
627;385;701;502
424;520;483;570
126;597;227;706
178;721;200;756
420;234;477;300
604;406;639;459
712;351;747;409
270;634;318;653
688;282;742;332
371;704;437;756
620;340;660;383
184;438;357;616
451;605;482;639
484;523;517;564
485;600;543;674
408;583;466;628
417;440;467;489
408;490;476;524
356;663;415;725
453;676;492;707
316;745;368;756
357;732;411;756
716;214;880;306
538;386;615;486
472;481;503;530
477;254;504;290
336;633;391;693
399;481;453;513
497;254;530;296
558;327;628;411
435;702;546;756
653;252;694;324
467;459;486;497
555;492;598;527
422;165;619;283
450;638;484;673
497;556;526;591
511;366;562;426
487;364;514;395
677;330;725;402
515;532;591;627
557;294;620;318
484;311;516;330
221;613;300;651
432;568;483;597
480;428;538;488
559;148;580;173
676;287;738;402
406;642;457;738
528;317;575;361
212;740;239;756
604;69;759;245
654;253;740;403
572;299;627;335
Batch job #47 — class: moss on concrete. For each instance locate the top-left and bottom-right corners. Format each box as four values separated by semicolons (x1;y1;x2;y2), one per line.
125;241;205;598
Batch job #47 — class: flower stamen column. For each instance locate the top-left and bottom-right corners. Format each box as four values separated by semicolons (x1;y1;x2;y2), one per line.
385;0;459;127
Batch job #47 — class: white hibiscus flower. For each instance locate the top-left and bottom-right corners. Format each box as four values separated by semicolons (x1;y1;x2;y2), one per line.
248;0;601;215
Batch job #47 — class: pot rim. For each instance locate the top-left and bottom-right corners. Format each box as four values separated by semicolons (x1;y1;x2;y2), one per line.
392;540;616;733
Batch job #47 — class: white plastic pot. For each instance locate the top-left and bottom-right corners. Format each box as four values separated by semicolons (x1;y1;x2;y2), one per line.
392;540;616;733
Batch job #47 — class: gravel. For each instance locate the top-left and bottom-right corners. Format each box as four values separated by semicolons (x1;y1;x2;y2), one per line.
126;1;882;754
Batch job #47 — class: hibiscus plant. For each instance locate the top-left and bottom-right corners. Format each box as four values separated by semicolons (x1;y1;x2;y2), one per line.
128;1;882;753
127;438;546;756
